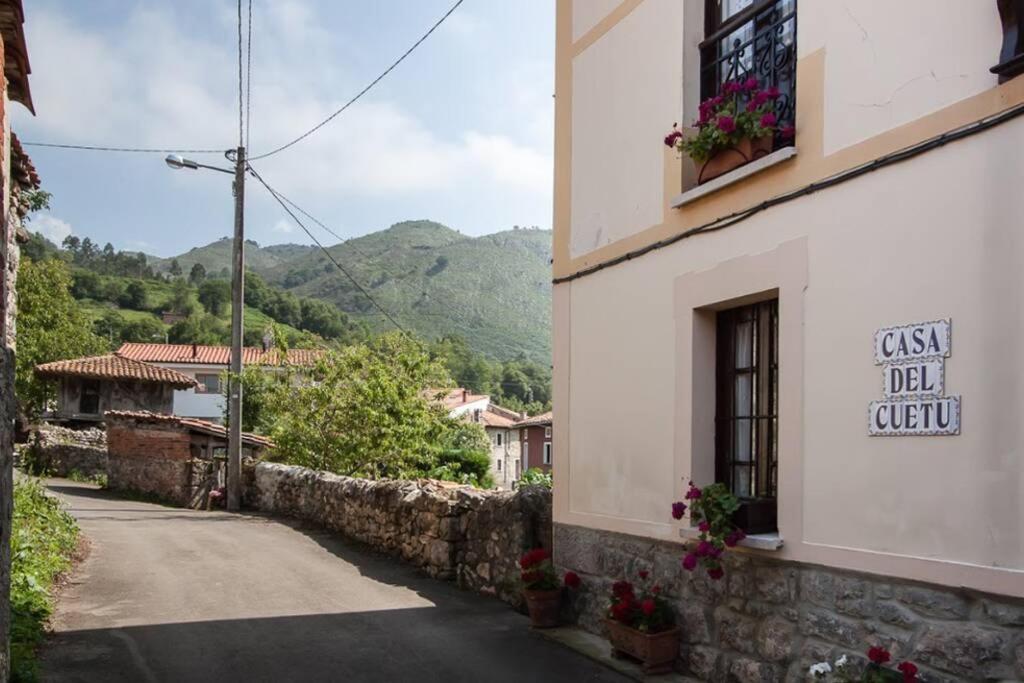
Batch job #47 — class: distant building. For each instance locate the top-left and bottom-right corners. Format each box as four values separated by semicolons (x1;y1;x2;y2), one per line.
34;355;197;423
115;342;321;421
516;411;552;474
432;388;524;489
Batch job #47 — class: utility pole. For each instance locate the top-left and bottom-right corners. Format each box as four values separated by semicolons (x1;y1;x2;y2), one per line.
227;145;246;512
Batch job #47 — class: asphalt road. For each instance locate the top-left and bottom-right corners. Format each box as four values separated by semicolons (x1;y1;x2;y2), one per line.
40;479;627;683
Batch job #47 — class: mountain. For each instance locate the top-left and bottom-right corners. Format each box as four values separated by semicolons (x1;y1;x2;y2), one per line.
157;221;553;363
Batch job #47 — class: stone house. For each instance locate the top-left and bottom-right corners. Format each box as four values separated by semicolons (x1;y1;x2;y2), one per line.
0;1;37;675
35;354;198;423
553;1;1024;679
115;342;321;421
516;411;552;474
433;388;524;489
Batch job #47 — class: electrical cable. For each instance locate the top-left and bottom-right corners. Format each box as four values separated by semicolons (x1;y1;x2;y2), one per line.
553;100;1024;285
248;0;465;161
237;0;245;147
21;142;226;154
245;0;254;150
247;165;410;333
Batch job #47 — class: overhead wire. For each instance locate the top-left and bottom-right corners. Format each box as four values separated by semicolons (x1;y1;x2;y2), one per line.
247;164;409;334
248;0;465;161
245;0;254;150
20;142;226;154
237;0;245;147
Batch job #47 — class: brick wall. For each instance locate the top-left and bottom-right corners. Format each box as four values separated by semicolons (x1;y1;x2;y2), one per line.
106;422;193;505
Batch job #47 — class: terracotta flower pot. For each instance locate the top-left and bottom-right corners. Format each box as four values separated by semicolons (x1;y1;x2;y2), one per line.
523;588;561;628
694;135;774;185
604;618;680;675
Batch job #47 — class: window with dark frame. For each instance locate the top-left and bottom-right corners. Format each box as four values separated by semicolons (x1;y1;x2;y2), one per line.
701;0;797;144
79;380;101;415
715;299;778;534
992;0;1024;82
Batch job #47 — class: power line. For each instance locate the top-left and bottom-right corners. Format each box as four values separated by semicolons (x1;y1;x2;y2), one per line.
248;0;465;161
21;142;226;154
247;165;409;333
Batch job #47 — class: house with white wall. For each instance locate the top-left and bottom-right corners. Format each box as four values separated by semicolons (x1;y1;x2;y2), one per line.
553;1;1024;679
116;343;320;421
434;388;523;489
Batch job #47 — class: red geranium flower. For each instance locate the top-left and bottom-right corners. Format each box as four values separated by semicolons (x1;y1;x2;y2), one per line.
897;661;918;682
563;571;581;589
707;567;724;581
638;570;649;580
681;553;698;571
868;647;891;665
671;501;687;519
612;580;634;598
716;116;736;134
685;484;702;500
698;521;710;532
640;599;656;616
611;599;632;622
695;540;713;557
519;548;550;569
664;130;683;148
743;76;759;91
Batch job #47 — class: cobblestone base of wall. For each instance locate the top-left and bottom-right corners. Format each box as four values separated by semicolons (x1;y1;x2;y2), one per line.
247;462;551;605
555;523;1024;682
107;453;191;506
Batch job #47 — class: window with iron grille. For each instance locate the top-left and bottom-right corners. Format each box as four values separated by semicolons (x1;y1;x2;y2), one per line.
715;299;778;533
701;0;796;144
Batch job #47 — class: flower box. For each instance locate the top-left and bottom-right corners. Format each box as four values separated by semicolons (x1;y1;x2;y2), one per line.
604;619;680;675
523;588;561;628
694;135;774;185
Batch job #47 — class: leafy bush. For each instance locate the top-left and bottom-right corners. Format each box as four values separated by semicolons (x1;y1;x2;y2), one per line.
517;468;552;489
10;478;79;681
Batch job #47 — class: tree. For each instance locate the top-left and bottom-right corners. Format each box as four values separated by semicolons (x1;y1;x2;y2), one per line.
168;314;227;345
188;262;206;285
166;278;195;316
120;281;148;310
168;258;182;278
197;280;230;316
268;333;453;478
15;258;108;417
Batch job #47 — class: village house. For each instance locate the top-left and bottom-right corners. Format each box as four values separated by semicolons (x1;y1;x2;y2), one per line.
35;354;198;423
553;0;1024;678
516;411;552;474
434;388;524;489
115;342;321;421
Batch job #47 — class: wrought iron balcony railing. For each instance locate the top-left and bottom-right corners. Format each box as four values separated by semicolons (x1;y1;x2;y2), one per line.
700;0;797;140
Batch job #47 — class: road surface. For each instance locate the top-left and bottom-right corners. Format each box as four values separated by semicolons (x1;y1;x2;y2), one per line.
40;479;626;683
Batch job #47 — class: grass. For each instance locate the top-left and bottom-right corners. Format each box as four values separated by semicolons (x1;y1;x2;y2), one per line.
10;478;80;682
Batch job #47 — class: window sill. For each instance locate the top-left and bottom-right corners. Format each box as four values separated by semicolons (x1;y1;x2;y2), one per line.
671;146;797;209
678;525;784;551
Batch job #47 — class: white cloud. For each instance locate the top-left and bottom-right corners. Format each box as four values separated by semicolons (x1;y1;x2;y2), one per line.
271;218;294;234
31;213;72;244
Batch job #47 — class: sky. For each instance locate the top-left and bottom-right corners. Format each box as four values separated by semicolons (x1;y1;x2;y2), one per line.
13;0;555;257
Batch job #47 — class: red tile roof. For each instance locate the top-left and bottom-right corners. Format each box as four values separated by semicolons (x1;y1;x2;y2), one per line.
516;411;552;428
479;409;516;429
104;410;273;448
425;388;490;411
116;342;322;367
35;355;198;389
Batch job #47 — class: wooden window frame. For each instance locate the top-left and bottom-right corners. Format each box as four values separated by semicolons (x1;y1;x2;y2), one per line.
715;299;778;533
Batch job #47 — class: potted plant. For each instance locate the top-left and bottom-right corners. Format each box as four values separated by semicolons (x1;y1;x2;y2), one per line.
664;77;792;184
520;548;561;628
810;647;920;682
604;570;679;674
672;481;746;581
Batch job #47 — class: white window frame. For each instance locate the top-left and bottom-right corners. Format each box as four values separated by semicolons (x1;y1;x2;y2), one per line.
496;432;503;447
543;442;552;465
523;442;529;466
544;426;552;438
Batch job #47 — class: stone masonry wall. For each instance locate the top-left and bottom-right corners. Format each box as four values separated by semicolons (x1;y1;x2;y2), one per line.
556;523;1024;682
22;425;107;478
247;462;551;605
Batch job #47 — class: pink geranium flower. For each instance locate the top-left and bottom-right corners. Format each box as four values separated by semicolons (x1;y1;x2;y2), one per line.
717;115;736;133
681;553;698;571
760;112;777;128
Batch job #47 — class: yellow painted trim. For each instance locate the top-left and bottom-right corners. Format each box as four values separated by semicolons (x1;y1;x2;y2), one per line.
553;47;1024;281
570;0;645;58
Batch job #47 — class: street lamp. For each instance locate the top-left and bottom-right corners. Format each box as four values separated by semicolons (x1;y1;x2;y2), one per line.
164;147;247;512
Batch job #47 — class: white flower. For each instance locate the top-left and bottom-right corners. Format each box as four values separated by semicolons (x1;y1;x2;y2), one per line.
809;662;833;676
835;655;848;668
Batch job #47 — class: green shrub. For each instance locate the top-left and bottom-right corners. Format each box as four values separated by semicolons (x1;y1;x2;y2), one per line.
517;467;552;489
10;478;79;681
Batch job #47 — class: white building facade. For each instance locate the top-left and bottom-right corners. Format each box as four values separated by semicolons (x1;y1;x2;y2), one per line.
553;1;1024;679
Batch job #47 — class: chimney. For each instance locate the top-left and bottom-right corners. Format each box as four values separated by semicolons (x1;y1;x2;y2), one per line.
191;343;198;358
462;388;467;402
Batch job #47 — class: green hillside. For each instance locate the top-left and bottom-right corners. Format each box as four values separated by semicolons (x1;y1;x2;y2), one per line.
161;221;553;363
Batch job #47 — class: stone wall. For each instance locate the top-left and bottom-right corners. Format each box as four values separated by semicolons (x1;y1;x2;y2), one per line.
555;523;1024;682
23;425;107;478
246;462;551;604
